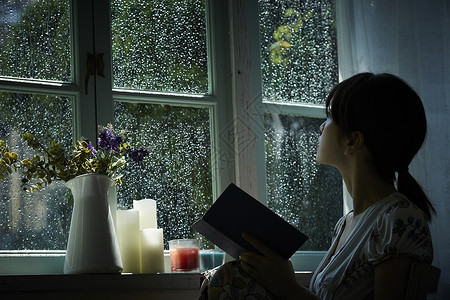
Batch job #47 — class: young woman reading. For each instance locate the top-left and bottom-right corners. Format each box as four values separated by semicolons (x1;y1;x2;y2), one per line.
199;73;434;300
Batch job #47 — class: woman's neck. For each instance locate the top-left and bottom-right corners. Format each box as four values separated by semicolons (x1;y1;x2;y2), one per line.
342;164;396;215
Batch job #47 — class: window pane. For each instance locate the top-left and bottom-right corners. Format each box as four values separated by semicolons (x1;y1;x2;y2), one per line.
111;0;208;94
114;101;213;248
0;91;73;250
0;0;71;81
259;0;337;104
265;114;342;251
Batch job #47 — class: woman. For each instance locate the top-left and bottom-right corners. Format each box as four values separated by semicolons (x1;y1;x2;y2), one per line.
199;73;434;300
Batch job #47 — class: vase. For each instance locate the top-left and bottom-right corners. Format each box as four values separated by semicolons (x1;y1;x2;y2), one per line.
64;173;123;274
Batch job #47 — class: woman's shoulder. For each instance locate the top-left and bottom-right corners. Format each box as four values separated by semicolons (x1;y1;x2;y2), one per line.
379;192;427;221
367;192;433;264
372;192;430;236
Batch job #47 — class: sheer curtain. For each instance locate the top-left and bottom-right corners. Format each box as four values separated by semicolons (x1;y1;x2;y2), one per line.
336;0;450;298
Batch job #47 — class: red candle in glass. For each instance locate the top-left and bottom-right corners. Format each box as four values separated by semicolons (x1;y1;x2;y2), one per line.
170;248;199;272
169;239;200;272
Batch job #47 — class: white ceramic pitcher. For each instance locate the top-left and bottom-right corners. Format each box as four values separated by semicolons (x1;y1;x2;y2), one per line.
64;173;123;274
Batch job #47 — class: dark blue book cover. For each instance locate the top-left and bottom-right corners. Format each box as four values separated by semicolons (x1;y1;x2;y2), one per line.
193;183;308;259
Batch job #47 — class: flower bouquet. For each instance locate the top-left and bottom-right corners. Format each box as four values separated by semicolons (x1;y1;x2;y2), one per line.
0;123;148;191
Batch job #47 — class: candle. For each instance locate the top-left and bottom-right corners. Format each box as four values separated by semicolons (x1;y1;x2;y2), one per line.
169;239;200;272
116;209;141;273
140;228;165;273
199;249;226;271
170;248;199;272
133;199;157;229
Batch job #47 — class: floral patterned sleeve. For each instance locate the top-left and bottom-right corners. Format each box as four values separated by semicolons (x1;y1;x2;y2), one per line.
367;197;433;265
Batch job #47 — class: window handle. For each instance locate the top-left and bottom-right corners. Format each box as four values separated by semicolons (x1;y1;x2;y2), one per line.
84;52;105;95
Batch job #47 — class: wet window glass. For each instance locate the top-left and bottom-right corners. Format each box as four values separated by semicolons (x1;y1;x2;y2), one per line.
111;0;208;94
259;0;337;104
0;0;71;81
261;0;342;251
265;114;342;250
0;91;73;250
114;101;213;248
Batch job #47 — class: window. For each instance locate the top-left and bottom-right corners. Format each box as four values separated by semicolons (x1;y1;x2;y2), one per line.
259;0;342;251
110;0;214;248
111;0;208;93
0;0;218;251
0;0;74;250
0;0;342;272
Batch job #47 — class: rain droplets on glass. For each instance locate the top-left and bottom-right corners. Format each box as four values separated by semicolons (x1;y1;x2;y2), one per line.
260;0;342;250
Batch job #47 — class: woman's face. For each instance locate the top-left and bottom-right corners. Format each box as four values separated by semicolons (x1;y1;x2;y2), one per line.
316;118;347;167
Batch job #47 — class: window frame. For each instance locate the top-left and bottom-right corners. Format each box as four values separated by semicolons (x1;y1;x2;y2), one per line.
0;0;335;274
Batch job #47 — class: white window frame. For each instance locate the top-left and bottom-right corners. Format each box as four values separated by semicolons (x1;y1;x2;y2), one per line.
0;0;334;275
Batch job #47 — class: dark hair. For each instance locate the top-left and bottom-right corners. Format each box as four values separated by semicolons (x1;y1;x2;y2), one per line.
325;72;435;220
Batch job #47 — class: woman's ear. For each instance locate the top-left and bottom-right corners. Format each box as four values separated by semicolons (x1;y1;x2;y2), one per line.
344;131;364;155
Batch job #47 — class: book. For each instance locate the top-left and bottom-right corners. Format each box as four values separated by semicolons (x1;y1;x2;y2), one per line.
192;183;308;260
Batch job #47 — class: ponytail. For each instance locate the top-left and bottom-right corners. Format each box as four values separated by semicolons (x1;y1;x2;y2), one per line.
397;170;435;221
327;73;436;221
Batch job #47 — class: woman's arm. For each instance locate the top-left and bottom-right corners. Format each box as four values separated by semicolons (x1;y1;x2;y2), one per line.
374;257;415;300
239;233;319;300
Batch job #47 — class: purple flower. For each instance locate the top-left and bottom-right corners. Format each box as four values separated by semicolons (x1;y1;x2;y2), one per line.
112;136;122;152
98;129;122;152
130;148;149;163
84;139;97;157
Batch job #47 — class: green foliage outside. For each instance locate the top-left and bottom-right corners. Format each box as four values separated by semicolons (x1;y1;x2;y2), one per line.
0;92;73;250
0;0;73;250
114;102;213;249
260;0;342;250
0;0;70;81
111;0;208;93
260;0;338;104
111;0;212;248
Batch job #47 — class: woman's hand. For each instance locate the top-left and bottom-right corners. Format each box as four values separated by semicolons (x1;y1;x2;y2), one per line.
239;232;318;300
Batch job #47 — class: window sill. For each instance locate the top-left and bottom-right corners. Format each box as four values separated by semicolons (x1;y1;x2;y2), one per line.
0;272;200;291
0;272;201;299
0;272;313;298
0;250;317;298
0;250;325;275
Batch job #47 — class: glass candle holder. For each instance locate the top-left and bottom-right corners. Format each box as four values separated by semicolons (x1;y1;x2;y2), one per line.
169;239;200;272
199;249;226;271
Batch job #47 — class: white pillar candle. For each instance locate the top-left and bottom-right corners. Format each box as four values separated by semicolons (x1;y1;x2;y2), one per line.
116;209;141;273
133;199;157;229
140;228;165;274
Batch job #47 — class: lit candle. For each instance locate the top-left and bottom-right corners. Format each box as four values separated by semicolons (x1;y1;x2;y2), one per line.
140;228;165;273
133;199;157;229
116;209;141;273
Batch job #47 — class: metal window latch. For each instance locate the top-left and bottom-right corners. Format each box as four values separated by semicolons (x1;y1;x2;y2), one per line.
84;52;105;95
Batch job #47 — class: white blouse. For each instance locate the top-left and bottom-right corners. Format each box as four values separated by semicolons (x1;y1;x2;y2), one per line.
310;192;433;300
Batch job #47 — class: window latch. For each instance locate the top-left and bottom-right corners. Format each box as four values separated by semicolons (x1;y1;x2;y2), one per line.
84;52;105;95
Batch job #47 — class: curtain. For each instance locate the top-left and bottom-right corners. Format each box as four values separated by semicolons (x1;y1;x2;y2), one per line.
336;0;450;298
